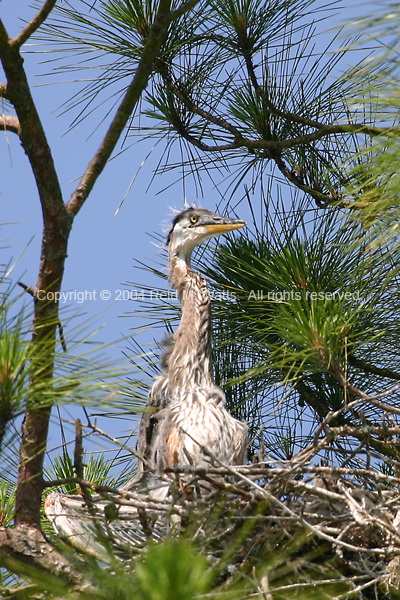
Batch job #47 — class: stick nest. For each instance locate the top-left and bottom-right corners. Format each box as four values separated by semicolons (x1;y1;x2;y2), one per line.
45;421;400;599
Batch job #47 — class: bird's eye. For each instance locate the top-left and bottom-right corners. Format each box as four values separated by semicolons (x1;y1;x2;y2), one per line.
190;215;198;224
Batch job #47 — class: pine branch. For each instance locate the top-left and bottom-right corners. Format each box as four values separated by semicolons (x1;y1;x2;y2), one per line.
267;149;338;206
158;53;400;147
241;48;398;143
158;66;337;202
348;355;400;382
159;64;247;143
243;50;326;131
297;378;400;460
170;0;201;19
11;0;57;49
170;121;241;152
157;60;397;206
247;124;399;149
330;365;400;404
66;0;202;217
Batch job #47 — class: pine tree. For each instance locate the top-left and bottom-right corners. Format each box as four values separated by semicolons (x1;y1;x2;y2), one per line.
2;1;400;598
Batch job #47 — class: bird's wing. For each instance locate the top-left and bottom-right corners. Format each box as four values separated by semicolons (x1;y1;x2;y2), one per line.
136;333;176;473
135;396;161;473
233;421;248;465
44;491;167;561
135;376;172;476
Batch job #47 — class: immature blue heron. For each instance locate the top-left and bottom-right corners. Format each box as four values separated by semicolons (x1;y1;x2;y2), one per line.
136;207;248;485
45;207;247;556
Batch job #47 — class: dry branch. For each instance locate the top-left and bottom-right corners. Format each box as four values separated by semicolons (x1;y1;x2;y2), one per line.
0;114;20;135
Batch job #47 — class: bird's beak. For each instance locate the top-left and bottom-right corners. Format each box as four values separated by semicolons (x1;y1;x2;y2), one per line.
204;219;246;235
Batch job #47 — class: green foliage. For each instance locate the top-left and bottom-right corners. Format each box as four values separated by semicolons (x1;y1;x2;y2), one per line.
327;12;400;235
135;539;212;600
208;205;400;385
36;0;365;207
45;450;119;495
193;197;400;461
0;480;15;527
0;266;32;462
0;324;30;452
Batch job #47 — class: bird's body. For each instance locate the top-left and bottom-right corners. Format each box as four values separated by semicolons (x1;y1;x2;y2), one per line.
135;207;248;483
151;386;247;473
45;207;247;556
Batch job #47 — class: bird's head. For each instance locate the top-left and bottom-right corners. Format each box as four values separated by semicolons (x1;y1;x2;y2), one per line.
167;207;246;264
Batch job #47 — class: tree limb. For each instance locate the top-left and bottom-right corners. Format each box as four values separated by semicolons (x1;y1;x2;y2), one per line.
169;122;241;152
11;0;58;49
330;365;400;404
0;16;71;529
296;378;400;459
0;114;20;135
170;0;201;19
0;526;84;585
266;149;338;206
0;18;68;242
66;0;202;217
240;123;399;150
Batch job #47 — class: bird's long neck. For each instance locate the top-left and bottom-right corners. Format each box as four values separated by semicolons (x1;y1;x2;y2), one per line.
167;251;213;389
